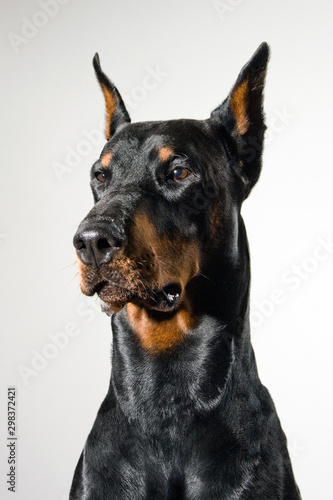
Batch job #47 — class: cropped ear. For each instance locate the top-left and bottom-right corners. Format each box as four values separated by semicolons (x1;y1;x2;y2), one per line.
93;53;131;140
211;42;270;197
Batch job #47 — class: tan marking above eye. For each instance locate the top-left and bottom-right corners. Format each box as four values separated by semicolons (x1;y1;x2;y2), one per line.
158;146;174;162
101;151;112;169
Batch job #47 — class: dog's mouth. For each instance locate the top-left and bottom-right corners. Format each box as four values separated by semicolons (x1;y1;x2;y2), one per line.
150;283;182;311
75;210;201;317
92;279;183;316
94;280;133;315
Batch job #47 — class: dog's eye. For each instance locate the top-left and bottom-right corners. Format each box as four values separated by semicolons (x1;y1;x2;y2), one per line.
171;167;190;181
95;171;107;183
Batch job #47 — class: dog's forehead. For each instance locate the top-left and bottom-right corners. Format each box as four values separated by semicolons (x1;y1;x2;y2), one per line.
104;118;216;160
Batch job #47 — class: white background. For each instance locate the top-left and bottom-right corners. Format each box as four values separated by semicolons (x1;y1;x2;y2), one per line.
1;0;332;498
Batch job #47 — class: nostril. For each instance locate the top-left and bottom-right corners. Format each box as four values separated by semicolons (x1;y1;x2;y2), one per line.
76;239;87;251
73;233;87;251
113;238;123;249
97;238;112;252
96;237;122;252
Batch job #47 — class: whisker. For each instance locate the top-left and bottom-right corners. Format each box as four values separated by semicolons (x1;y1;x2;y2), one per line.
197;272;214;283
58;261;77;272
66;271;80;287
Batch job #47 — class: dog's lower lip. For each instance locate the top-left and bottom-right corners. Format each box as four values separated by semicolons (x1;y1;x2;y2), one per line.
94;280;135;314
94;280;108;295
92;280;183;313
100;300;126;315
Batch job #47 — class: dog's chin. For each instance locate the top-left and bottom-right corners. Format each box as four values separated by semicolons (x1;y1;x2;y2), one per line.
96;282;135;316
97;282;183;316
100;300;127;316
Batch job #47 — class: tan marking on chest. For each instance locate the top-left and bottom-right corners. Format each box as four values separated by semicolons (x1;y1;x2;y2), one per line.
127;302;197;353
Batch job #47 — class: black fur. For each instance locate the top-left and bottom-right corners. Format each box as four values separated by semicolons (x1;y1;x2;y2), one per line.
70;43;301;499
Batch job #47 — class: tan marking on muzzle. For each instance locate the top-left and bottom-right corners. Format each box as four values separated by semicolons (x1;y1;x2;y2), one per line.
126;211;201;352
128;211;200;291
76;255;98;296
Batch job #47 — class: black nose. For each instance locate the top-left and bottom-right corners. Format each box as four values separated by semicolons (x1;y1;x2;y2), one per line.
73;221;123;268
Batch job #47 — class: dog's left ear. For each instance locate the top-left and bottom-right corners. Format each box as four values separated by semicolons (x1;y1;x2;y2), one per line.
93;53;131;140
211;42;270;197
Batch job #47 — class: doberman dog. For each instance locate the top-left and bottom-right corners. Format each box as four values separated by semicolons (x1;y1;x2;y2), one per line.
70;43;301;499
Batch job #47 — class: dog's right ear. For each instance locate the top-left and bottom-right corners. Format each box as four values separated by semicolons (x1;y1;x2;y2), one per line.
93;53;131;141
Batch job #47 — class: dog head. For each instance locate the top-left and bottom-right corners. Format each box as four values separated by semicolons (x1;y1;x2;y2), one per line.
73;44;269;319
